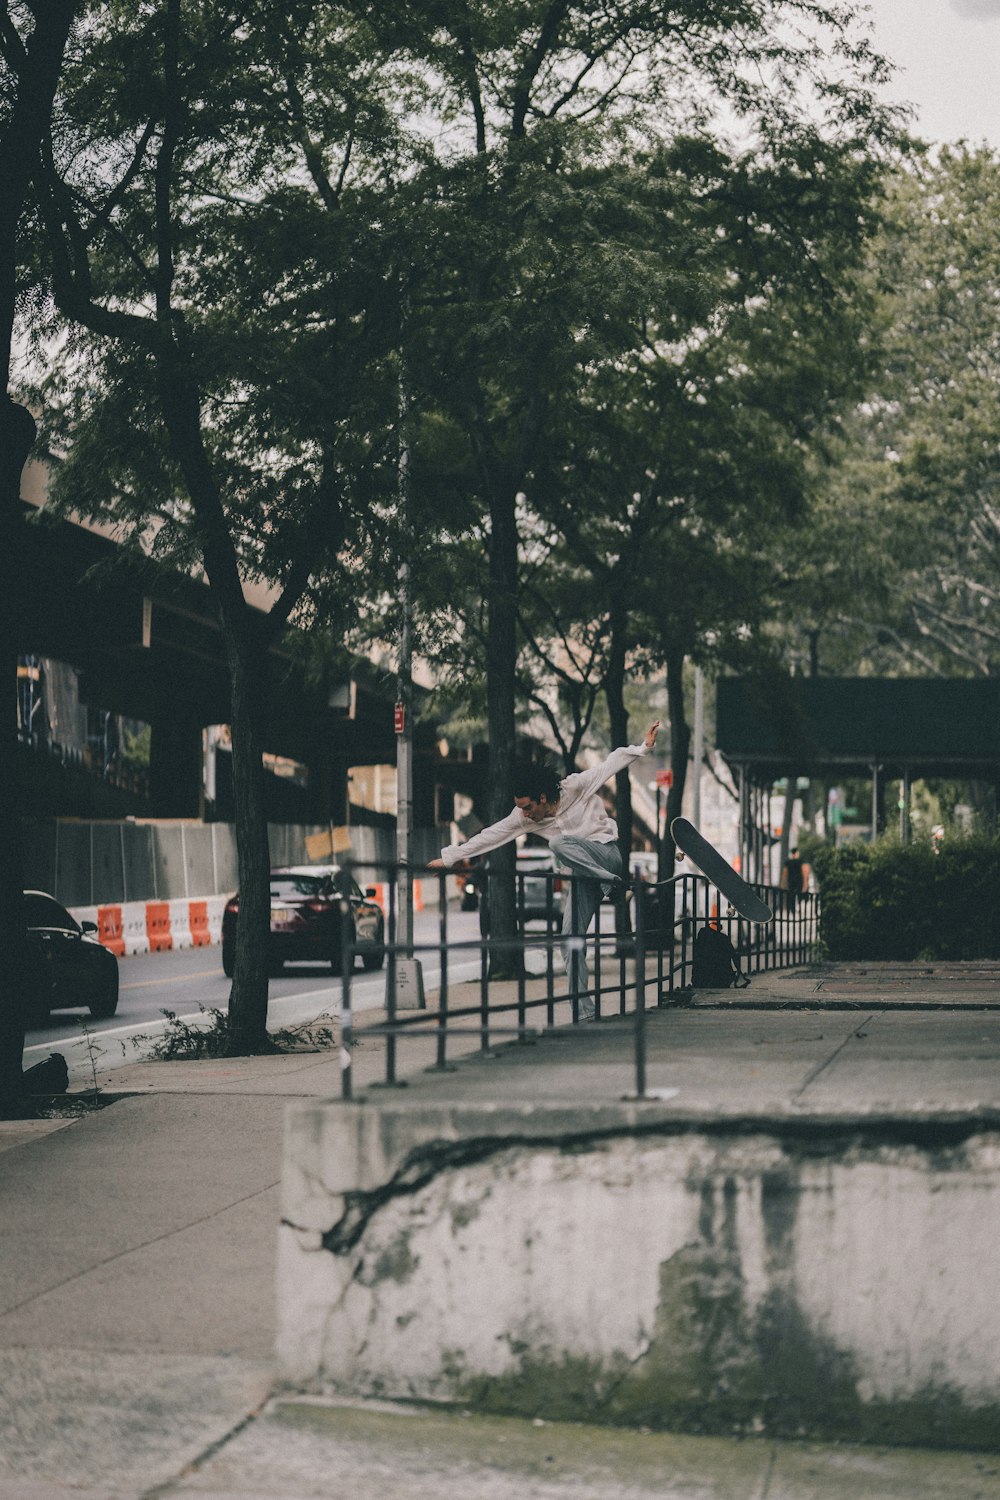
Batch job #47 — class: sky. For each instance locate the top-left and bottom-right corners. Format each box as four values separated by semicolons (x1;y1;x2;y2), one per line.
866;0;1000;149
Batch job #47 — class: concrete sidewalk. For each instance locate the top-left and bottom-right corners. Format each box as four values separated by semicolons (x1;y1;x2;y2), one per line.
1;961;998;1498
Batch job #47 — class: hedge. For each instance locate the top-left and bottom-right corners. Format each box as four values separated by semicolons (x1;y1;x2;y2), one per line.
810;837;1000;962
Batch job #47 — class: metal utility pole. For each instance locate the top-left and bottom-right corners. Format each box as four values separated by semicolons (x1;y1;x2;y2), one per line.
393;369;423;1008
396;554;414;955
692;665;704;829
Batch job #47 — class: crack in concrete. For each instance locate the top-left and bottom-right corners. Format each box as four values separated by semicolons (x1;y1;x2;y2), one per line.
318;1110;1000;1257
794;1014;876;1098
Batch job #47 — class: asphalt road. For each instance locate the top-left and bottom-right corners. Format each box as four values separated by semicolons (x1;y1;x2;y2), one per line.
23;906;485;1085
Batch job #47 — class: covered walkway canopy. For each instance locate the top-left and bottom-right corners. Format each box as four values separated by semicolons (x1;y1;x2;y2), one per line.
716;676;1000;873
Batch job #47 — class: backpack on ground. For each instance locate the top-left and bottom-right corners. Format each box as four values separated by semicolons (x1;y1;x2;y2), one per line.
692;924;748;989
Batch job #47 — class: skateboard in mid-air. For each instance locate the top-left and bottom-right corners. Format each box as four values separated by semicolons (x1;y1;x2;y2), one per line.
670;817;773;924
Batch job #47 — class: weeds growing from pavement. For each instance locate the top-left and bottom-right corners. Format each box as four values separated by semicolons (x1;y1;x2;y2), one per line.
146;1005;339;1061
78;1020;105;1100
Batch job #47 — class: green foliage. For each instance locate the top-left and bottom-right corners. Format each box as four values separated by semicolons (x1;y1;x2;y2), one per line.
770;144;1000;679
149;1006;338;1060
121;723;151;771
811;837;1000;961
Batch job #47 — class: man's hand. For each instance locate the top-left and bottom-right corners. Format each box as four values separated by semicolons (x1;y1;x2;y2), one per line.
427;857;445;869
645;719;661;750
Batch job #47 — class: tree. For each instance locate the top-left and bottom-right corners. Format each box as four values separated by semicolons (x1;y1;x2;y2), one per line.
372;0;899;956
29;0;407;1051
769;146;1000;681
518;119;891;869
0;1;79;1104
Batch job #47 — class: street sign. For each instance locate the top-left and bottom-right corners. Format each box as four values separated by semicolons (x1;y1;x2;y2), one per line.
394;702;405;734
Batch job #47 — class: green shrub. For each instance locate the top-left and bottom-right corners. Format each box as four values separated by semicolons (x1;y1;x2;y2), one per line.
811;836;1000;961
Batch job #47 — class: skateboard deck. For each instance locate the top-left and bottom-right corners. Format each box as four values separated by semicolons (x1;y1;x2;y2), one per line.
670;817;773;924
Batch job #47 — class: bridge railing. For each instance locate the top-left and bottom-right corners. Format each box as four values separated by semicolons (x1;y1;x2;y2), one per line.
339;860;820;1102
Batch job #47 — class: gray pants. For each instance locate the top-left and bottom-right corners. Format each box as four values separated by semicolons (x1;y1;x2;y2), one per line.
550;837;622;1020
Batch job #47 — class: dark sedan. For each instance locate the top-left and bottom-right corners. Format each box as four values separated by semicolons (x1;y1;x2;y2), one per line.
221;865;386;977
24;890;120;1022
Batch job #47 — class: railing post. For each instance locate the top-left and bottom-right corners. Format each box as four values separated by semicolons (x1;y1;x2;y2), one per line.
516;868;527;1041
479;869;490;1053
633;871;646;1099
545;875;556;1027
594;882;603;1022
569;875;580;1024
434;869;451;1071
385;873;397;1085
340;898;353;1100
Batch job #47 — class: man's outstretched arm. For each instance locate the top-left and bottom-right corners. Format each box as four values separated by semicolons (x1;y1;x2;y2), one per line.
428;807;526;868
569;720;661;797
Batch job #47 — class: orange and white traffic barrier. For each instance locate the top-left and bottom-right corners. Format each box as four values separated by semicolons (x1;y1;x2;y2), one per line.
91;906;124;957
189;900;211;947
204;895;227;944
168;898;194;950
145;901;173;952
71;895;235;956
122;904;151;956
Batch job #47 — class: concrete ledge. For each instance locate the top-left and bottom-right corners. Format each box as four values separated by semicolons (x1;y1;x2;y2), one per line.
276;1098;1000;1449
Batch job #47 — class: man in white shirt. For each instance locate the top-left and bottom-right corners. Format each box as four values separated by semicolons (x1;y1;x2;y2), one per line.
429;721;660;1019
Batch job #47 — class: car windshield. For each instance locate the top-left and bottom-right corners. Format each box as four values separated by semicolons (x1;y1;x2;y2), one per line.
24;893;78;932
270;872;360;901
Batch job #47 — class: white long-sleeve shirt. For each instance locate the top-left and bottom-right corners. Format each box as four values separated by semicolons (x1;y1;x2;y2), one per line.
438;742;651;867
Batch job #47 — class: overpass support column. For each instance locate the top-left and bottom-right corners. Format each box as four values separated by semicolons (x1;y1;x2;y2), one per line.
149;716;203;817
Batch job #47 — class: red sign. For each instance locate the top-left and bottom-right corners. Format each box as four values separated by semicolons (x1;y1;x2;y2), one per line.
394;702;405;735
654;769;673;788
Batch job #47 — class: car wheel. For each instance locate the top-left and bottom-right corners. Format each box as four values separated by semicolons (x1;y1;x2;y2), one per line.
268;956;285;977
362;947;385;971
222;938;235;978
89;964;119;1019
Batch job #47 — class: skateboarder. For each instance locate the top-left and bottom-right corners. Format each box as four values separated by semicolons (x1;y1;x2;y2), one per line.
429;722;660;1019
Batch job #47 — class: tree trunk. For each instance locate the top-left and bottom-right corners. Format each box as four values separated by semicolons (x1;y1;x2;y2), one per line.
157;364;272;1050
0;400;37;1106
485;480;519;976
605;609;633;945
606;633;632;846
0;0;77;1110
218;606;272;1052
664;649;690;870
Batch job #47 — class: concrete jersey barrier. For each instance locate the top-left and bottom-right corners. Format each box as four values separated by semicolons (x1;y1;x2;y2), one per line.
71;896;229;955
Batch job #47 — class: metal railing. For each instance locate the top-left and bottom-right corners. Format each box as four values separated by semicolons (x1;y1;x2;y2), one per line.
339;861;820;1101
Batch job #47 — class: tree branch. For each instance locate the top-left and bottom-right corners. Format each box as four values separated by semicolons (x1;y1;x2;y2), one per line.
154;0;182;326
510;0;570;138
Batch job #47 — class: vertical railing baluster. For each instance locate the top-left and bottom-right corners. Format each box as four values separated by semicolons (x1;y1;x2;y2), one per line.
594;884;603;1022
633;871;646;1098
546;874;556;1027
569;875;580;1024
435;869;449;1071
385;871;397;1086
480;869;490;1053
340;897;352;1100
